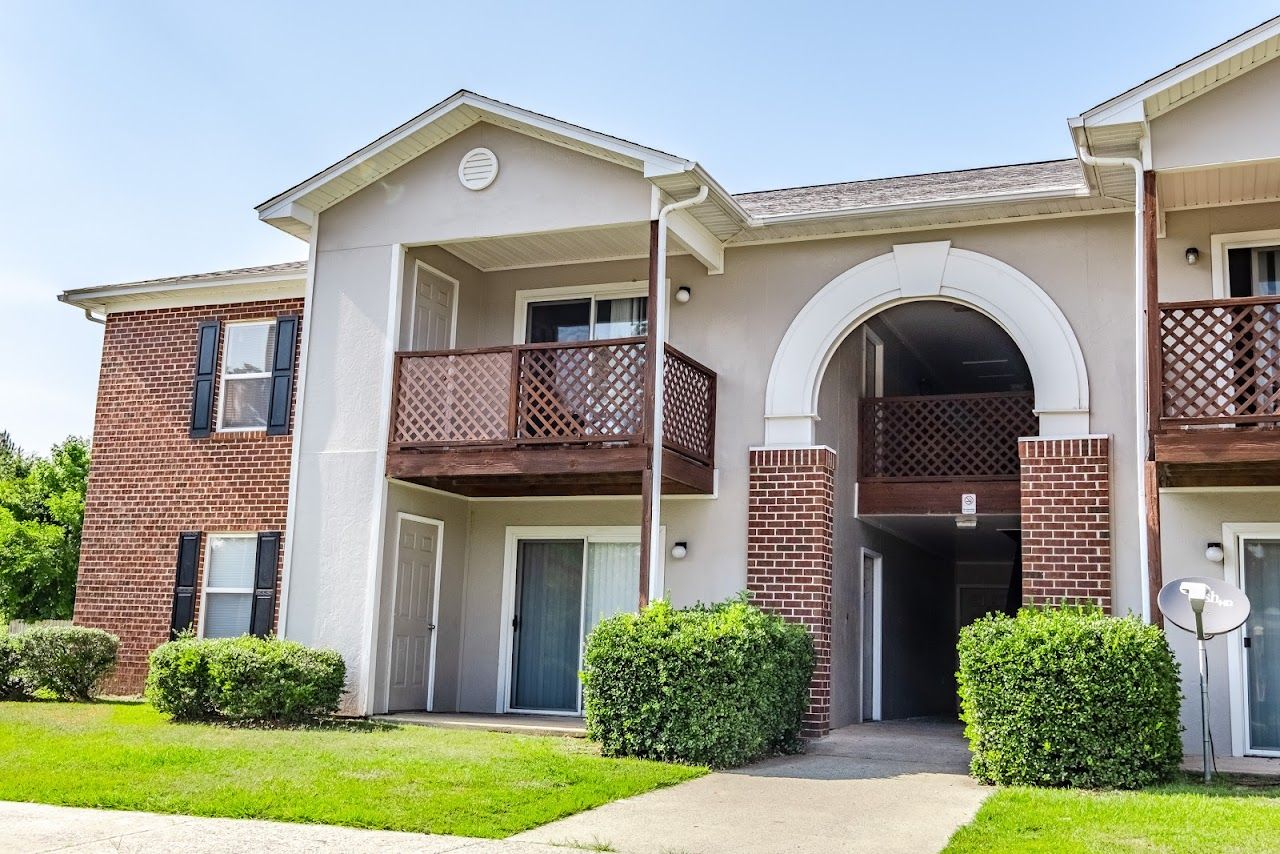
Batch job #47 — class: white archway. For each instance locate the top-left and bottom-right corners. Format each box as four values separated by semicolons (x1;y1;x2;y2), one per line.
763;241;1089;445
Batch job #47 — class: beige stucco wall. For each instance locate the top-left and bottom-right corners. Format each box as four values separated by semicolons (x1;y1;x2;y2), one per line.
1157;200;1280;301
1159;490;1280;754
1151;56;1280;171
317;123;653;252
287;117;1151;716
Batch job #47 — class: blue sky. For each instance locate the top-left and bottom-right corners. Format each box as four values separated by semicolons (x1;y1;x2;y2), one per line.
2;1;1276;452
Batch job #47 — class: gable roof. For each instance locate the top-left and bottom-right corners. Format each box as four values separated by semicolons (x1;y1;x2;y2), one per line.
1073;15;1280;129
256;90;699;240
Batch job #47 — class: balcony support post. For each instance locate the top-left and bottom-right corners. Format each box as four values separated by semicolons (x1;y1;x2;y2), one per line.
639;218;660;609
1142;170;1164;626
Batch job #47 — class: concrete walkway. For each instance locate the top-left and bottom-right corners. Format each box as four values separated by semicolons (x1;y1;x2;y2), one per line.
516;719;989;854
0;720;986;854
0;801;565;853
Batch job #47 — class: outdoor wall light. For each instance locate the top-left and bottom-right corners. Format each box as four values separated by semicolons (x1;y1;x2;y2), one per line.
670;541;688;559
1205;542;1225;563
1186;247;1201;265
674;285;693;304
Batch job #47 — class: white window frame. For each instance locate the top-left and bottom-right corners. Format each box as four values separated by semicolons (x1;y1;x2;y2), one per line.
496;525;663;715
215;318;275;433
512;281;655;344
860;548;883;722
408;261;459;351
197;532;258;639
1224;522;1280;757
1210;229;1280;299
862;327;885;398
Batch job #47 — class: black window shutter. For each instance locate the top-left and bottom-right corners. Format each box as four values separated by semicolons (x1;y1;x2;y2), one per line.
249;532;281;637
266;315;299;436
190;321;221;438
172;532;201;636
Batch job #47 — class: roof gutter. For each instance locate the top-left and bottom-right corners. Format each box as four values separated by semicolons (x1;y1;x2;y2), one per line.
1076;138;1152;624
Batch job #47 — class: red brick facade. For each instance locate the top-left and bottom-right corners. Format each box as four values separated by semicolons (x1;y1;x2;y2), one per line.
74;299;303;693
1018;436;1112;612
746;447;836;738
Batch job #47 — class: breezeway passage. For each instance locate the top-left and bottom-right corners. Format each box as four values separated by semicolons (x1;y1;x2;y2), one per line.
516;720;989;854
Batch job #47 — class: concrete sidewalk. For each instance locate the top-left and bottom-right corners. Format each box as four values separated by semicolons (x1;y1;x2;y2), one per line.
0;802;563;854
0;721;987;854
516;720;989;854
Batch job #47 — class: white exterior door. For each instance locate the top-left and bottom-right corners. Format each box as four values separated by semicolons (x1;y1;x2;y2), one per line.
388;517;440;712
412;266;456;351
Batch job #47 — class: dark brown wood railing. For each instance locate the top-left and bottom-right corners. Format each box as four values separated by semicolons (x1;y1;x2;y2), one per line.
858;391;1037;482
390;338;716;464
1158;296;1280;427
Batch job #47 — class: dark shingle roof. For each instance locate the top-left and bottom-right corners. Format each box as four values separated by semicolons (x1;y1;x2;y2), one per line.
733;159;1086;218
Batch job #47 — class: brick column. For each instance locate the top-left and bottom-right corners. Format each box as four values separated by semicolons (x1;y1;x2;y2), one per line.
747;447;836;738
1018;436;1112;612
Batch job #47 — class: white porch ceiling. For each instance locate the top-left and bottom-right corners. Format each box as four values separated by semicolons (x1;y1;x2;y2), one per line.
1159;160;1280;210
439;223;692;272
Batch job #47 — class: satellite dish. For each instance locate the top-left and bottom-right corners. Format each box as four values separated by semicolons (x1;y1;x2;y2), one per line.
1158;576;1250;638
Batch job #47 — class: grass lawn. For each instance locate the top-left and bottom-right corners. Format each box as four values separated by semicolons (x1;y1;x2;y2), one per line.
945;779;1280;853
0;700;703;838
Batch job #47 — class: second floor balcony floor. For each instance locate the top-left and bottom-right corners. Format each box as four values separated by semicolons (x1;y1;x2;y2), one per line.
386;336;716;496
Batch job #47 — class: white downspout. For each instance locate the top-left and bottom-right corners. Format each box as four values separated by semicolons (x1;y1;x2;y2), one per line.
646;186;709;598
1076;138;1151;623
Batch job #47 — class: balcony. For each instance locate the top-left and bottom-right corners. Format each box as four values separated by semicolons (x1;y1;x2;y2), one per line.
857;391;1037;514
1154;295;1280;484
386;337;716;496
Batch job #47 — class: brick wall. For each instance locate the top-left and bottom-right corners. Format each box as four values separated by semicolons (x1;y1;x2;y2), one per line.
746;447;836;738
73;298;303;693
1018;436;1112;612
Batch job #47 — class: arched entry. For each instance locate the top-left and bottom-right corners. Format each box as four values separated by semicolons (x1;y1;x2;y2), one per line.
748;241;1107;738
763;241;1089;445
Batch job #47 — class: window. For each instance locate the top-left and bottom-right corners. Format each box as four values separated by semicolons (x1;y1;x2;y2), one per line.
1228;245;1280;298
1211;230;1280;299
217;321;276;431
518;285;648;344
199;535;257;638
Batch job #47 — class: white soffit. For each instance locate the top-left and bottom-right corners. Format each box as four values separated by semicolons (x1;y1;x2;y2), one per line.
439;223;678;272
59;262;307;315
1159;159;1280;210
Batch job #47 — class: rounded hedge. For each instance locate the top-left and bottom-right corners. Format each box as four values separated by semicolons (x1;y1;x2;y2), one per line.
147;635;346;723
957;606;1182;789
0;636;22;699
582;597;814;768
14;626;118;700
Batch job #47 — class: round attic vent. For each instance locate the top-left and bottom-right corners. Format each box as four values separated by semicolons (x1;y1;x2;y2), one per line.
458;147;499;190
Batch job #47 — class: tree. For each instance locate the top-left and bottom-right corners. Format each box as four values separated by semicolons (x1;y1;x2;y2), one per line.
0;434;89;621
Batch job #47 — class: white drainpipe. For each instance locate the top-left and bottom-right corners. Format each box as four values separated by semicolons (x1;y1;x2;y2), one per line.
1076;139;1151;623
646;186;709;598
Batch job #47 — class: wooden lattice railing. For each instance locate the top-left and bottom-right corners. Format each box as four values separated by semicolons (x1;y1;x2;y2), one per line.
390;338;716;464
1158;296;1280;427
858;391;1037;481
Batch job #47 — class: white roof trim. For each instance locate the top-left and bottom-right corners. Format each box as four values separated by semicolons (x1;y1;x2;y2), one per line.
746;184;1094;226
1071;15;1280;128
256;90;696;234
59;269;306;315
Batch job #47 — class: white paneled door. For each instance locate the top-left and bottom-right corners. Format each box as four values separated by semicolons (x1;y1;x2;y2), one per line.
389;518;440;712
412;265;457;351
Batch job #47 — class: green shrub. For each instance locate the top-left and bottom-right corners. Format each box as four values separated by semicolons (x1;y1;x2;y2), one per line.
957;606;1182;789
582;597;814;768
0;636;22;699
147;636;345;722
145;636;212;720
15;626;118;700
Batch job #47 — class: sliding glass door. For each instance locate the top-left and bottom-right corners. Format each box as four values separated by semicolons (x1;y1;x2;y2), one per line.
509;535;640;714
1243;538;1280;754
